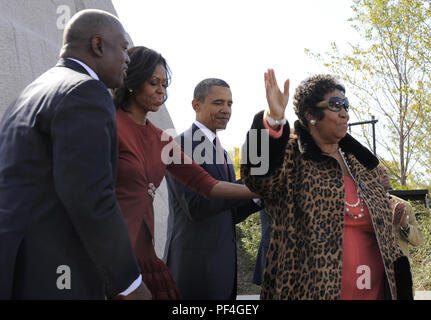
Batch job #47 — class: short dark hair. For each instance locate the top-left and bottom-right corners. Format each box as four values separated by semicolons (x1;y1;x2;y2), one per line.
62;9;121;47
293;74;345;127
193;78;230;102
113;46;171;111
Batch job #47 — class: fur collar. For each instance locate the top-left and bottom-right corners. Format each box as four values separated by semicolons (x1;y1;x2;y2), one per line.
293;120;379;170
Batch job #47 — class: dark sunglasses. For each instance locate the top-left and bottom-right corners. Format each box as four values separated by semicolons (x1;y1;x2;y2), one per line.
316;97;349;112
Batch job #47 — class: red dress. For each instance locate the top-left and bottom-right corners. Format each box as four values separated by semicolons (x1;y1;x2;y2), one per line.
115;109;218;299
340;176;385;300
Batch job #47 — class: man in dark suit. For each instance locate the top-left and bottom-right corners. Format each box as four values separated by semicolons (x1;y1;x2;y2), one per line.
163;78;260;299
0;9;150;299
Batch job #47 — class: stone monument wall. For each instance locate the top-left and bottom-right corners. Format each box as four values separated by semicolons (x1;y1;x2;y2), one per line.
0;0;173;257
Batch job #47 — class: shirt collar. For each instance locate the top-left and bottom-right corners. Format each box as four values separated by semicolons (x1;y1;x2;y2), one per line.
66;58;99;81
194;120;217;143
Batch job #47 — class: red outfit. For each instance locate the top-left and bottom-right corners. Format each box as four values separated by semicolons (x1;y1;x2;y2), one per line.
340;176;385;300
115;109;218;299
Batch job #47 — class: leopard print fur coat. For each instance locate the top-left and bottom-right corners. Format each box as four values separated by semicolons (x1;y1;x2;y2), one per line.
241;111;413;300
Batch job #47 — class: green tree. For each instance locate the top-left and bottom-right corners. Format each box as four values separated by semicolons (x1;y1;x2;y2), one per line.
228;147;241;180
306;0;431;186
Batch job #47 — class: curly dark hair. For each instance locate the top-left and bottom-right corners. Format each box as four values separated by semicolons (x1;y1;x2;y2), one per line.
293;74;345;128
113;46;171;112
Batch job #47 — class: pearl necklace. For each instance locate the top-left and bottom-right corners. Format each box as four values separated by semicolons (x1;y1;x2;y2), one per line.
339;149;365;219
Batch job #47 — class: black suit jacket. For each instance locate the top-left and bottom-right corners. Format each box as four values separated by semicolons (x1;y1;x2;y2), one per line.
163;124;260;299
0;59;140;299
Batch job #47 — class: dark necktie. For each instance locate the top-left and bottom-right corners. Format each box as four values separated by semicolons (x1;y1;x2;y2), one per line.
213;136;229;179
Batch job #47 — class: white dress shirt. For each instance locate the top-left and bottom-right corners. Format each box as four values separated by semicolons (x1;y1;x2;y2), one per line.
194;120;217;143
66;58;99;80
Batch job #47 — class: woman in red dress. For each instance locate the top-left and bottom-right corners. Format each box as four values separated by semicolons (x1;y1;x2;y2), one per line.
112;46;256;299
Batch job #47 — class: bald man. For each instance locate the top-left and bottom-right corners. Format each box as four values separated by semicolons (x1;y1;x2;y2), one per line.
0;10;150;299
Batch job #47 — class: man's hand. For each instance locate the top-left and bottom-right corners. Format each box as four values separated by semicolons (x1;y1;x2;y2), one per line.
264;69;289;120
123;282;152;300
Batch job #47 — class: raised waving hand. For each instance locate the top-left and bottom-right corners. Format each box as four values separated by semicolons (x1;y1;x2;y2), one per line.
264;69;290;121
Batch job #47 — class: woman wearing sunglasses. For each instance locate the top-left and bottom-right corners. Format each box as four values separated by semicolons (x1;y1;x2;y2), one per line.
241;72;413;300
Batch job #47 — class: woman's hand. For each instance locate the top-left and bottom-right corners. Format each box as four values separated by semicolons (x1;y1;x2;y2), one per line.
265;69;290;119
392;201;407;226
209;181;259;199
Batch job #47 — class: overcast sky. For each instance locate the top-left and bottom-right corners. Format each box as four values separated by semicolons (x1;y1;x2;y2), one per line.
112;0;363;151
